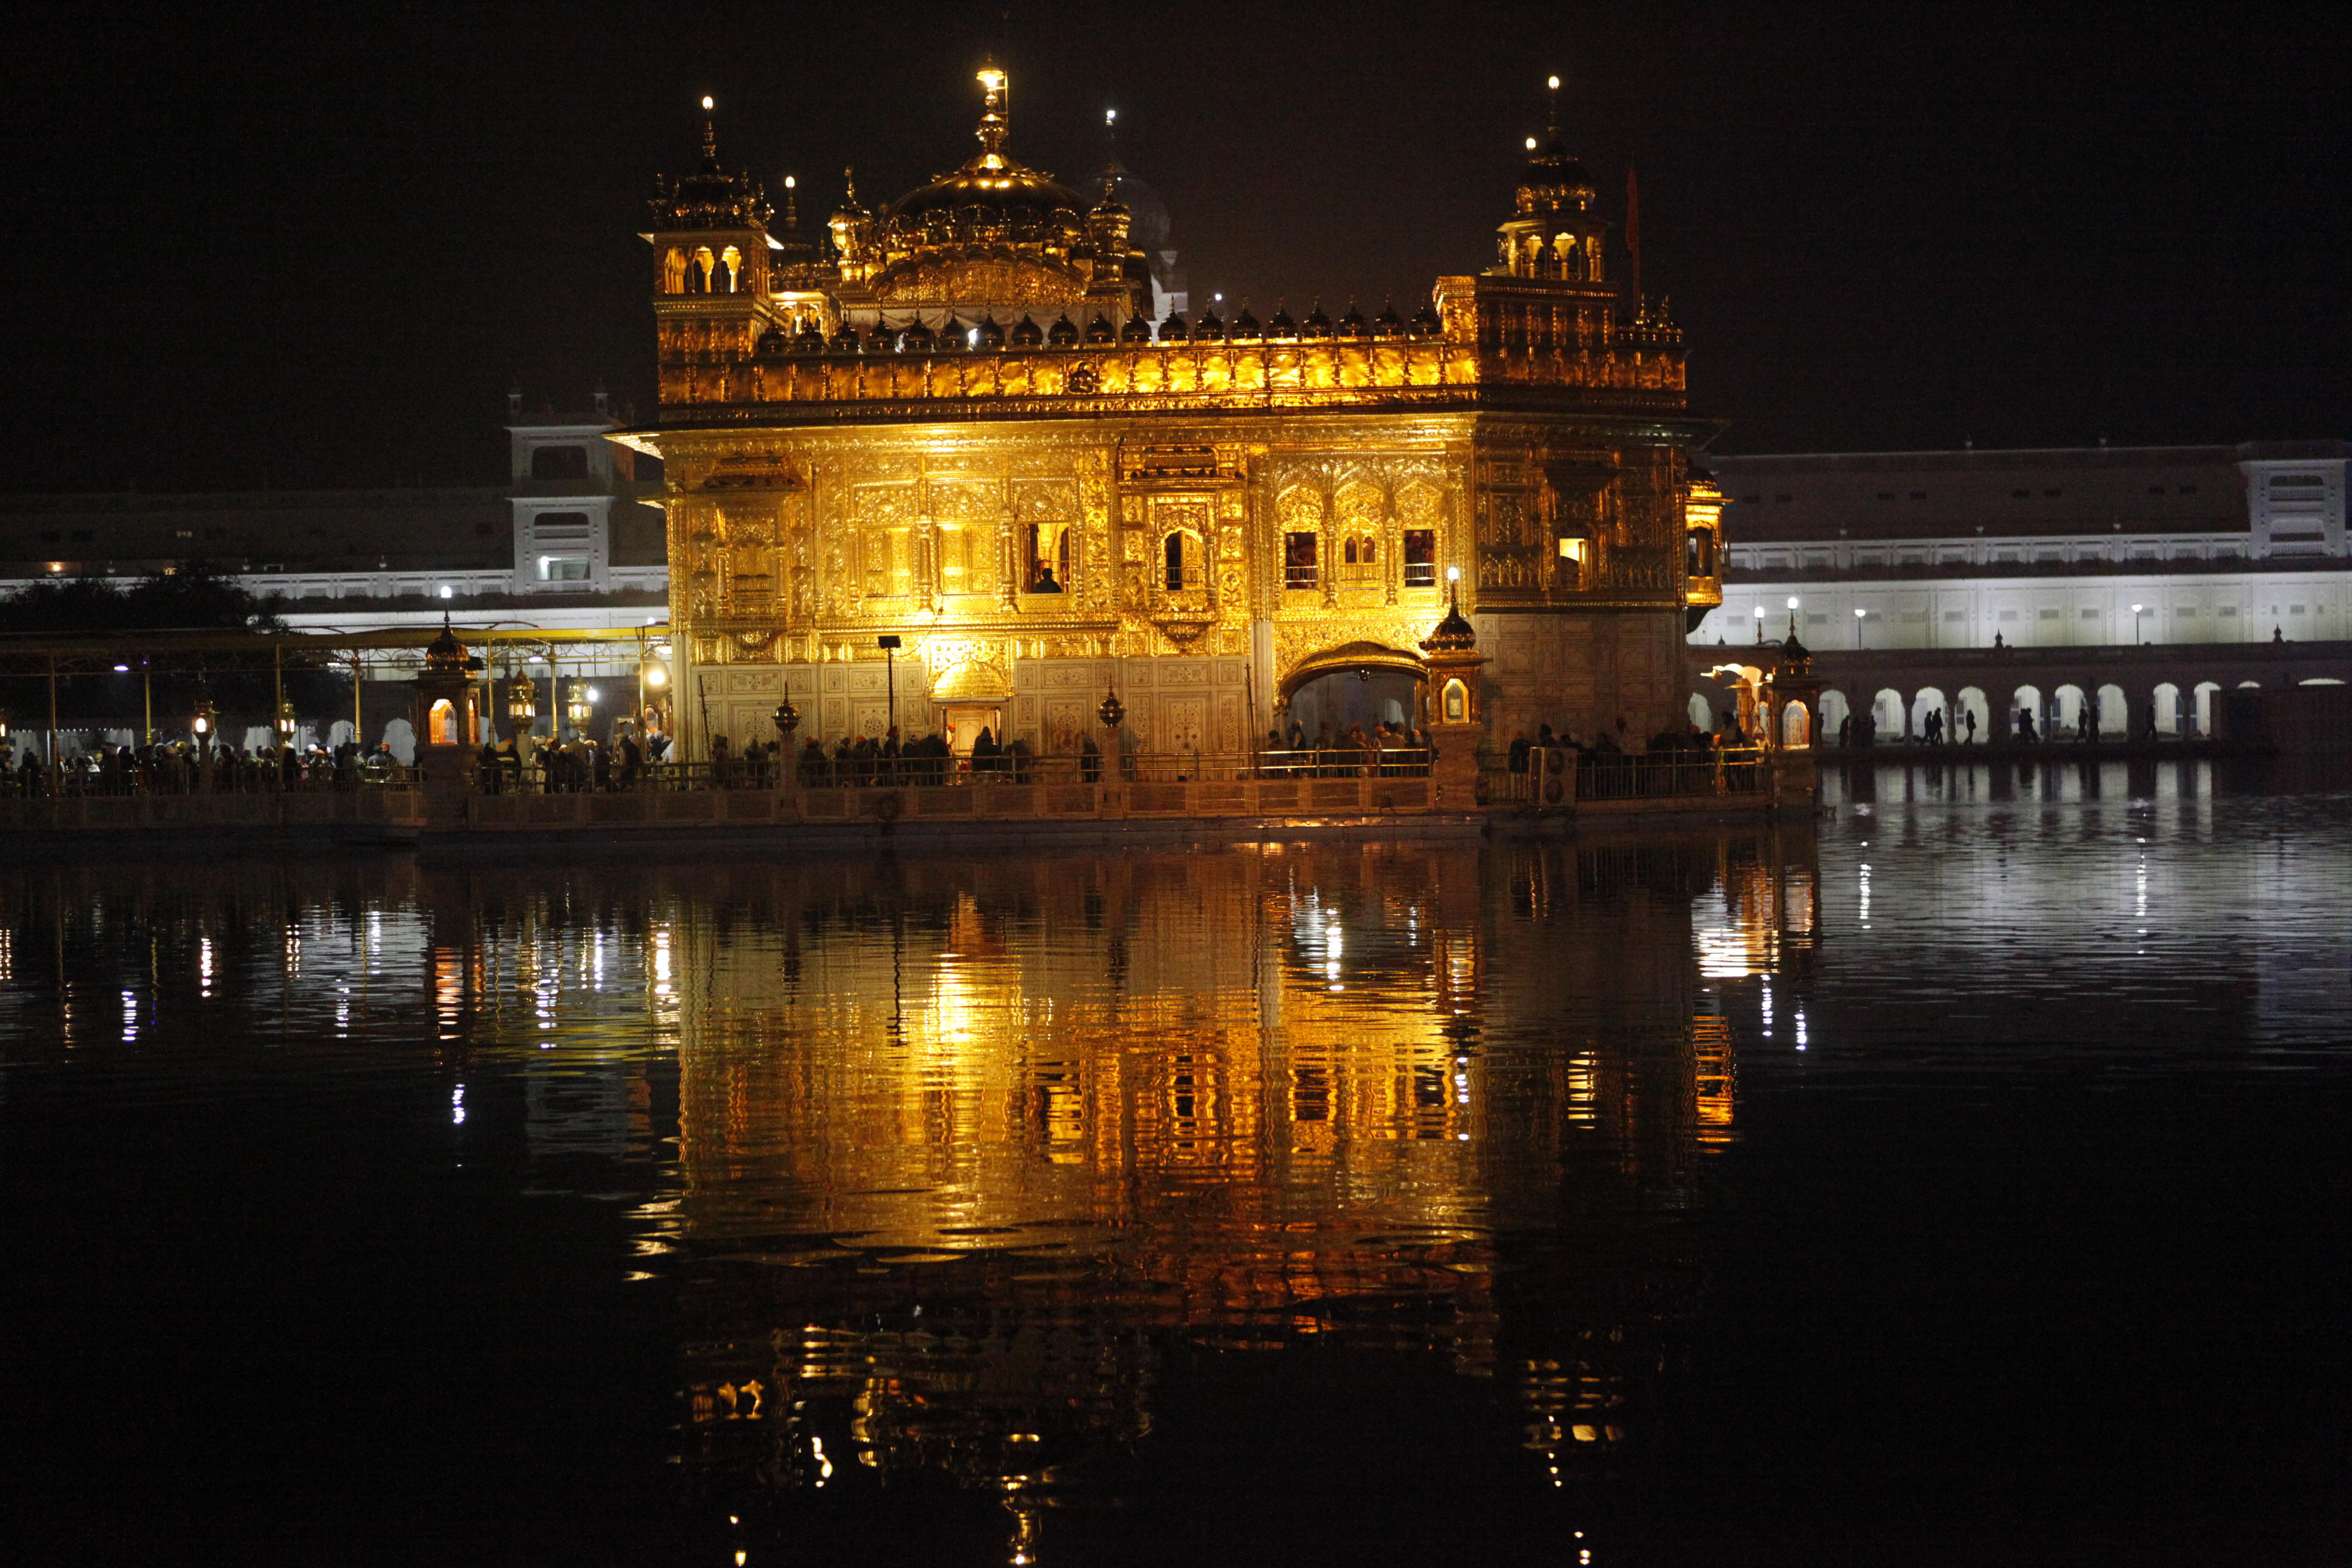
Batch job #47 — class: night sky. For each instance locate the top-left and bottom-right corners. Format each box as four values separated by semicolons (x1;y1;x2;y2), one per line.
3;0;2343;493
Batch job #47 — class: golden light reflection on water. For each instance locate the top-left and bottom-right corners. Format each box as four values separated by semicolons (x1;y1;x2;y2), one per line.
0;831;1817;1560
617;835;1817;1550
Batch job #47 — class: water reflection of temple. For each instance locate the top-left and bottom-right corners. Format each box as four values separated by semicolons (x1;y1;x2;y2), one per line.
649;833;1820;1552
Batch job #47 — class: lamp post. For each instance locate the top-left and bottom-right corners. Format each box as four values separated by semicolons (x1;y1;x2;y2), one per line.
774;695;799;787
1752;603;1765;645
1785;595;1801;642
2131;603;2146;645
1854;605;1868;649
192;696;216;762
877;634;902;739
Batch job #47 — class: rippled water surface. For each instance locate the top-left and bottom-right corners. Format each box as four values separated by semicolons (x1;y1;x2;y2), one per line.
5;766;2351;1565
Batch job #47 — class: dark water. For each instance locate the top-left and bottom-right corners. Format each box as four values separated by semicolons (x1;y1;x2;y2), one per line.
5;769;2350;1565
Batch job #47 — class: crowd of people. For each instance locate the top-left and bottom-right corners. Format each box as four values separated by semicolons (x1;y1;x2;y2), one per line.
471;726;680;792
1263;719;1432;778
0;736;407;796
1496;716;1761;801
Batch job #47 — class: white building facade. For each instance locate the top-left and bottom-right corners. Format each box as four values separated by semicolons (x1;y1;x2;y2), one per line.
1695;442;2349;653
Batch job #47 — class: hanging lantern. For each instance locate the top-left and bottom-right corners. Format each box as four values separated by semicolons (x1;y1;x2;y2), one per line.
1097;689;1125;731
773;697;799;738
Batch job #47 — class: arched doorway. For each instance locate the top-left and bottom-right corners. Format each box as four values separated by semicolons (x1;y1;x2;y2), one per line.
1279;643;1428;741
929;661;1014;756
2096;683;2128;738
1910;686;1949;743
1818;688;1851;743
2011;684;2043;740
1955;686;1989;744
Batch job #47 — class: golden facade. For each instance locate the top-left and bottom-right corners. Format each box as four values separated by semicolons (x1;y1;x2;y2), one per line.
625;73;1728;759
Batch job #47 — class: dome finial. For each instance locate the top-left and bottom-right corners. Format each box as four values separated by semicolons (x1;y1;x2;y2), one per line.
975;63;1010;165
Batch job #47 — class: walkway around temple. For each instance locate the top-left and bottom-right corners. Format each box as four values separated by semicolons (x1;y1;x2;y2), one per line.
0;742;1805;842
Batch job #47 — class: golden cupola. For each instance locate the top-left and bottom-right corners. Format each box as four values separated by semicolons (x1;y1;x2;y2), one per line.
827;67;1151;331
1494;77;1606;284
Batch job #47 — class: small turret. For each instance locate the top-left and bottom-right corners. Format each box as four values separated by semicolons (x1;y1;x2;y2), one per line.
1494;75;1606;284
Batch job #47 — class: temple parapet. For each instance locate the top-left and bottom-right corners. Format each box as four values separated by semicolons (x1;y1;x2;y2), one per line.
655;325;1685;424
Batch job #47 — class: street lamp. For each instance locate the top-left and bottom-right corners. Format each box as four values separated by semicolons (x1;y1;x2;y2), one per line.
276;701;298;749
2131;603;2146;645
1752;603;1765;645
192;696;217;757
1854;605;1868;649
1786;594;1800;641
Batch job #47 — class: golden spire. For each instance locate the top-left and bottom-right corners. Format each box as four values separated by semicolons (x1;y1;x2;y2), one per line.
975;63;1010;169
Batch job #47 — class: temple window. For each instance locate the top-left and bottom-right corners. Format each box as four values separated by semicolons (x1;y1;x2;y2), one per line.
691;247;715;293
719;245;743;293
1403;529;1436;586
1687;527;1717;578
1284;531;1318;590
661;248;687;294
1026;522;1068;593
1163;530;1204;591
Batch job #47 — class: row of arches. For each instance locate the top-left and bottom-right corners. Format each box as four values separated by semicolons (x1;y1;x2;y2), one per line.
1687;674;2350;750
660;245;747;295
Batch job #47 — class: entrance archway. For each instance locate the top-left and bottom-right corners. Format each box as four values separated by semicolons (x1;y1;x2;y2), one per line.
930;661;1014;756
1279;643;1427;740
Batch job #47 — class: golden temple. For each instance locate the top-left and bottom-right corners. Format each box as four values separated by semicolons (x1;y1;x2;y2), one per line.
622;70;1726;760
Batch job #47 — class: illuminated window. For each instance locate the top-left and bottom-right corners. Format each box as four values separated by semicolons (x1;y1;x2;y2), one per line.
1403;529;1436;586
1163;531;1203;591
1025;522;1068;593
1685;527;1716;578
661;248;687;294
719;245;743;293
1284;531;1318;590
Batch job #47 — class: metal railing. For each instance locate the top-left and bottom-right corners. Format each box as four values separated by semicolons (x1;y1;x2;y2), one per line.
460;745;1437;794
1485;745;1768;805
